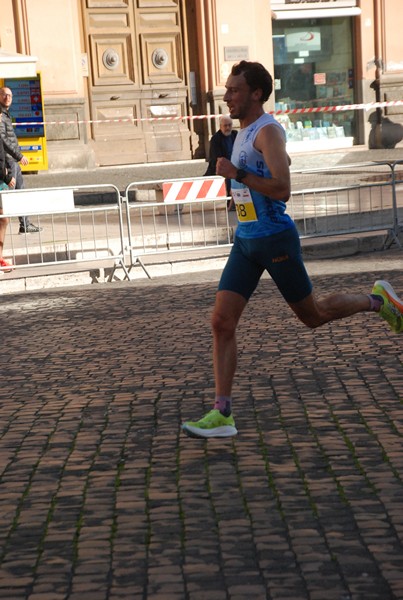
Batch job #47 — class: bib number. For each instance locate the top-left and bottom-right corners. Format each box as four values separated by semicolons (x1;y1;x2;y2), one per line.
231;187;258;222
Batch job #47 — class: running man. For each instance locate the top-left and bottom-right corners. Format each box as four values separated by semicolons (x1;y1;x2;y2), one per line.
182;60;403;439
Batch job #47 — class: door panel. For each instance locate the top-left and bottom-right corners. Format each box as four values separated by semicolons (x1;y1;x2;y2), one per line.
87;1;129;7
142;90;188;160
90;93;146;165
90;34;136;85
137;0;179;7
92;97;142;137
140;33;183;83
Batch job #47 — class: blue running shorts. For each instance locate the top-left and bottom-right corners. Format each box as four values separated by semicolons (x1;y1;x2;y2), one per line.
218;226;313;303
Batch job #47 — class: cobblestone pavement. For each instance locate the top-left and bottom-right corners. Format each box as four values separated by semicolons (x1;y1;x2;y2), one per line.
1;258;403;600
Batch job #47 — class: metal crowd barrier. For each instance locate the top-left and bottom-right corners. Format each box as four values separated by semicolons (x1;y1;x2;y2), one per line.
0;184;129;281
289;160;403;248
123;177;233;278
122;163;402;278
0;163;401;285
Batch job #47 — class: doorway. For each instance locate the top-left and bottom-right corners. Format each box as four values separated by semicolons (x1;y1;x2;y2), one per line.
82;0;192;165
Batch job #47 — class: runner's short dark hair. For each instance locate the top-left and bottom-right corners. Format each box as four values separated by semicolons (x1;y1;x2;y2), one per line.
231;60;273;103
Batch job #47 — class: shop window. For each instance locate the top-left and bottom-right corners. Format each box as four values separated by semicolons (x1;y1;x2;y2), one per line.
273;17;356;149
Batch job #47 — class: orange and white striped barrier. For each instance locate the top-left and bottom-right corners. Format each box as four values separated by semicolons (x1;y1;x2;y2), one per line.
162;177;227;203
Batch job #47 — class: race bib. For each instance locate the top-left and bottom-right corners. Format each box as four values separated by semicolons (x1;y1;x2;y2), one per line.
231;187;258;222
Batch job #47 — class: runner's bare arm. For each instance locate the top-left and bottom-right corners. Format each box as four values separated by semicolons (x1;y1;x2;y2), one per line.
216;124;291;201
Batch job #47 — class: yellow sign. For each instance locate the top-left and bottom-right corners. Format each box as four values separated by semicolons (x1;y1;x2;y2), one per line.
1;72;48;171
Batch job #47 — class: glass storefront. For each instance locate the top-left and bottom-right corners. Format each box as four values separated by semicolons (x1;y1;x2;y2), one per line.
272;17;356;151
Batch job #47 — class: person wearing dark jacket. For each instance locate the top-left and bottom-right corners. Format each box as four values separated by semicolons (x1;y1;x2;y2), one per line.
205;115;237;199
0;111;16;272
0;87;42;234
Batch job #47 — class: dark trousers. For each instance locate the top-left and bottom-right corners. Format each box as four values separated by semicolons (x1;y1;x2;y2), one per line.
9;161;31;227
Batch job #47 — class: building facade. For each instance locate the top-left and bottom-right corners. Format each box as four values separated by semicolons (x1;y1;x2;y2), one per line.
0;0;402;170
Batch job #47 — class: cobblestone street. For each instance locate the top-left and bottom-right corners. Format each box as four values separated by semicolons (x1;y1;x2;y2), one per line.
0;258;402;599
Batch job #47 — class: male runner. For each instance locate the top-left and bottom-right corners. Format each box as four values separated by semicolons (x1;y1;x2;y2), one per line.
182;60;403;439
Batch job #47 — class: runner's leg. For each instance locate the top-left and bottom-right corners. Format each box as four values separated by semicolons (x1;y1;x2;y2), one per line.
212;290;247;397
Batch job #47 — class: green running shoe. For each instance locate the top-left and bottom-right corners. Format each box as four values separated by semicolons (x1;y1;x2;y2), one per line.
372;280;403;334
182;409;238;439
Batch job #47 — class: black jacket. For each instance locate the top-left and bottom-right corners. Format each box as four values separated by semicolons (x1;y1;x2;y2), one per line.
0;139;12;185
0;107;24;163
204;129;237;176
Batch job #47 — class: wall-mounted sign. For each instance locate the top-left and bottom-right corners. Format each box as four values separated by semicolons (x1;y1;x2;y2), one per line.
273;0;357;6
224;46;249;62
286;29;321;52
81;53;89;77
272;0;361;19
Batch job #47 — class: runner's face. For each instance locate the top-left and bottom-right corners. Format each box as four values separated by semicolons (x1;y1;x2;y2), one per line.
223;73;254;120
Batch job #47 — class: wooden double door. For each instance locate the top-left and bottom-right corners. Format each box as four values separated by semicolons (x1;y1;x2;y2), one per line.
82;0;193;165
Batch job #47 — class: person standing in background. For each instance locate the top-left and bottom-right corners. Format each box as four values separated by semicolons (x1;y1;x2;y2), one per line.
205;115;237;204
0;111;16;272
0;87;42;234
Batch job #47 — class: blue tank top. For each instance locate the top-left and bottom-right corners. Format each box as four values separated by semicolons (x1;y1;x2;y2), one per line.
231;113;294;239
